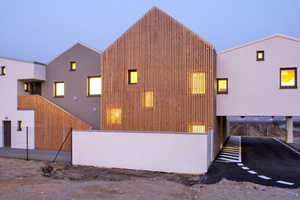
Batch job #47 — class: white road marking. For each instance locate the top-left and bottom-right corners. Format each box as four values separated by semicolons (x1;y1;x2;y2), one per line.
248;170;257;174
276;180;294;185
216;137;241;163
237;163;244;166
274;138;300;155
258;175;271;180
241;167;249;170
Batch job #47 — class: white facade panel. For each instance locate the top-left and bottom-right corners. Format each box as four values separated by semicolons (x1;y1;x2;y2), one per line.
217;35;300;116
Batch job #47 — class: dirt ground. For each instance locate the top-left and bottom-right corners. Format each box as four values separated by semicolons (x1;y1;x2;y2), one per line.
0;158;299;199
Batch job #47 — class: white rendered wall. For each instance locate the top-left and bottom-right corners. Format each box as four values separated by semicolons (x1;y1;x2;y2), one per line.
73;130;210;174
0;57;43;149
217;35;300;116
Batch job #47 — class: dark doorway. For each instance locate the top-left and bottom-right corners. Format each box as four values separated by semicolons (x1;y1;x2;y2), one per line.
31;83;41;95
3;121;11;147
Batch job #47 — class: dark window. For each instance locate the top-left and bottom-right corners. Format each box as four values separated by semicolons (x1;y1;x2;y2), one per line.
280;68;297;89
217;78;228;94
1;66;6;75
128;70;137;84
17;121;22;131
257;51;264;61
70;61;76;71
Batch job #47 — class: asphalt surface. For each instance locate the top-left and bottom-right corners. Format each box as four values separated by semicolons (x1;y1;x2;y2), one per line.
0;147;71;163
200;137;300;188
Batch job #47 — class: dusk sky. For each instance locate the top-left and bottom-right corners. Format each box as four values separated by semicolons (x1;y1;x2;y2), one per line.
1;0;300;63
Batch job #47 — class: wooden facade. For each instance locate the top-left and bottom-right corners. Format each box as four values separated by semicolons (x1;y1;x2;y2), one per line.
18;95;91;151
101;6;215;133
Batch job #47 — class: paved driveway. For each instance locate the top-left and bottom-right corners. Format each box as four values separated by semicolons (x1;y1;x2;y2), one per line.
200;136;300;188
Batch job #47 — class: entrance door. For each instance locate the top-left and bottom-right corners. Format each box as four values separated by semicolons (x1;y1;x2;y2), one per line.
3;121;11;147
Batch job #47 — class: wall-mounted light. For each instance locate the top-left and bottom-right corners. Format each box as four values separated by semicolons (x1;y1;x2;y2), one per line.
74;96;77;101
5;116;8;120
93;108;97;112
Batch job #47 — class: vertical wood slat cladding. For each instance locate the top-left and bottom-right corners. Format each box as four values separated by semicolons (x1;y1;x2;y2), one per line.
18;95;91;151
101;6;214;132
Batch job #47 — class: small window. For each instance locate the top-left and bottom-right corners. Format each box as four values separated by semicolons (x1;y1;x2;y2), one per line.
143;91;153;108
17;121;22;131
70;61;76;71
280;68;297;89
128;70;137;84
110;108;121;124
190;73;205;94
189;125;205;133
54;82;64;97
257;51;264;61
217;78;228;94
24;83;29;92
1;66;5;75
88;76;101;96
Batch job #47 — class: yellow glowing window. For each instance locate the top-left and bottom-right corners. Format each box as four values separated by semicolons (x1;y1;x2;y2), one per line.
257;51;264;61
24;83;29;92
217;79;228;94
88;77;101;96
55;82;64;97
189;125;205;133
70;62;76;71
1;66;5;75
129;70;137;84
17;121;22;131
190;73;205;94
144;91;153;108
280;68;297;88
110;108;121;124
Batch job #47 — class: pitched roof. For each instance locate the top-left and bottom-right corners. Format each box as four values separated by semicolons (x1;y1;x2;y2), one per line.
218;34;300;55
47;41;101;64
0;55;45;65
105;6;214;51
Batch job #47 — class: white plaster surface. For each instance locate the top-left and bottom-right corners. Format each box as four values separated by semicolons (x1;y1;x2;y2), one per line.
286;117;293;143
73;130;209;174
217;35;300;116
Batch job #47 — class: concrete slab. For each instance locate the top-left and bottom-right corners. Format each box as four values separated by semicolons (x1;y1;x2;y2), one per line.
0;147;71;163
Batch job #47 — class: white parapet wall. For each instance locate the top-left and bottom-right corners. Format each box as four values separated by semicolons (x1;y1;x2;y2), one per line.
73;130;211;174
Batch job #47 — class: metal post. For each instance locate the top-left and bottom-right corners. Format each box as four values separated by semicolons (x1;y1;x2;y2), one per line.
26;127;28;161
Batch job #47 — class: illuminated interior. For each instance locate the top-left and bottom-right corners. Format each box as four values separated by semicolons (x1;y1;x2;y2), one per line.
89;77;101;95
144;91;153;107
257;52;263;59
191;73;205;94
24;83;28;91
55;82;64;96
189;125;205;133
71;62;76;70
218;79;227;93
281;69;296;87
129;70;137;84
1;66;5;75
18;121;22;131
110;108;121;124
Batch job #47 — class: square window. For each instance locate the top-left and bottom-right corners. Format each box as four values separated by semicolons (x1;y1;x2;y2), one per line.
1;66;6;75
190;73;205;94
189;125;205;133
88;76;101;96
128;70;137;84
70;62;76;71
54;82;64;97
24;83;30;92
217;78;228;94
110;108;121;124
280;68;297;89
143;91;153;108
17;121;22;131
257;51;264;61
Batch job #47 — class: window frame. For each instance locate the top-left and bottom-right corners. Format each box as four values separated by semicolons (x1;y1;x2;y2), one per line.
54;82;65;97
128;69;137;84
217;78;228;94
17;121;22;131
256;51;264;61
70;61;76;71
280;67;297;89
87;76;101;97
1;66;5;75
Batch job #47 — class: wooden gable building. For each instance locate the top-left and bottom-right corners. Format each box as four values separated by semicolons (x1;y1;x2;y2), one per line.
101;6;216;133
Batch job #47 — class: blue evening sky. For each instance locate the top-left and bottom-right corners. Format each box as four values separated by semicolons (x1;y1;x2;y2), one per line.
1;0;299;63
